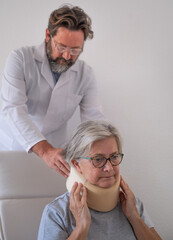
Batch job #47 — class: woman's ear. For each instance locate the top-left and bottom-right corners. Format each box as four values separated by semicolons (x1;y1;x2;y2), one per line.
71;159;82;174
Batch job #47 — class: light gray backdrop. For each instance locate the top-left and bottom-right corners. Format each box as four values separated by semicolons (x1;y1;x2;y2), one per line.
0;0;173;239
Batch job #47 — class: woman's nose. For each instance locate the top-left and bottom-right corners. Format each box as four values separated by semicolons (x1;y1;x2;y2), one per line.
103;159;114;171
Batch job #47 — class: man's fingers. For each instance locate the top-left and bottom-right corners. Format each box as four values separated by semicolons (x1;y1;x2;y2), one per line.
63;161;71;171
58;149;71;171
62;161;71;171
54;161;70;177
53;164;69;178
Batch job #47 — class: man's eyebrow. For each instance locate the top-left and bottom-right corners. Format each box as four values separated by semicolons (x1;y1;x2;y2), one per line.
53;39;66;47
55;41;66;47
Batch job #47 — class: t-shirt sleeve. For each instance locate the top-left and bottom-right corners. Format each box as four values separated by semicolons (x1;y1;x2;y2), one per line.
135;197;154;228
37;204;69;240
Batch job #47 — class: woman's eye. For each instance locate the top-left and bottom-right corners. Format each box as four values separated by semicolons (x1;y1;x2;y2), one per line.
94;157;103;162
111;155;118;159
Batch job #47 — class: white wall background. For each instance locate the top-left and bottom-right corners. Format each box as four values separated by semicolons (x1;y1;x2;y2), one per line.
0;0;173;239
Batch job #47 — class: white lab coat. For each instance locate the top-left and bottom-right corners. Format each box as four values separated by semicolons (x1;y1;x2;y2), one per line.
0;42;104;151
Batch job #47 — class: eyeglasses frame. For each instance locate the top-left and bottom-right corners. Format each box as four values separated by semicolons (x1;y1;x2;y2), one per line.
50;35;83;55
78;153;124;168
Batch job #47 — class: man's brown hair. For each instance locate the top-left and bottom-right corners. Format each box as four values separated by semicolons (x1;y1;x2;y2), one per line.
48;5;93;40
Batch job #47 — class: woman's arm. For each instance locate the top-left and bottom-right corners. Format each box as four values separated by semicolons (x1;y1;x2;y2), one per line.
67;182;91;240
37;183;90;240
120;177;162;240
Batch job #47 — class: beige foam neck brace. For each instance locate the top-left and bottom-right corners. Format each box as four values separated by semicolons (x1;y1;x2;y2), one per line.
66;167;120;212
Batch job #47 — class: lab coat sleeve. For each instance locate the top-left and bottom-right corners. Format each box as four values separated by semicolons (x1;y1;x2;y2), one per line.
1;50;46;151
79;66;106;122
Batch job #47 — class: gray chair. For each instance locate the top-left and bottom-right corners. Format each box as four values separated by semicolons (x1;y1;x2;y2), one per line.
0;151;66;240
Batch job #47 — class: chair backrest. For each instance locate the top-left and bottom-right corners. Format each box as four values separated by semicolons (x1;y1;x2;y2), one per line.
0;151;66;240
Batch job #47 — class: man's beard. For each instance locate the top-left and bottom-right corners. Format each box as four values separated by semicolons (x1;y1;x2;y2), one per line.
46;40;76;73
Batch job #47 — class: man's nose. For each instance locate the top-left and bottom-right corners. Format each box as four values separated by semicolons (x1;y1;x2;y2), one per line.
62;50;71;60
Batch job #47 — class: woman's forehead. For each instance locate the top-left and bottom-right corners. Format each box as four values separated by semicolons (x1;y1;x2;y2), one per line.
89;137;118;155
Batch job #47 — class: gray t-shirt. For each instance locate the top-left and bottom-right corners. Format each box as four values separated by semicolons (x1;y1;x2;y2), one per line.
37;192;154;240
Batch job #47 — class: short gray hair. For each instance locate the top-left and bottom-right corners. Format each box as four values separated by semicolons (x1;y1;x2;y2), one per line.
64;120;122;165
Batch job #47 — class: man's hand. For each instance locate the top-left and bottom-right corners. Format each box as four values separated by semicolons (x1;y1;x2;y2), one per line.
31;140;70;178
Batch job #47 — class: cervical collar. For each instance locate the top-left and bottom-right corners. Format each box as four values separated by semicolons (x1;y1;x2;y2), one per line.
66;167;120;212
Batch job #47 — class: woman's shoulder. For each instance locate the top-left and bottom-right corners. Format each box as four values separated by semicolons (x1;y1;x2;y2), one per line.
48;192;70;210
43;192;70;218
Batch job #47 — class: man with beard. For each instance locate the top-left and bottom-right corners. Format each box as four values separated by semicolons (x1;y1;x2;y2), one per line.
0;5;105;177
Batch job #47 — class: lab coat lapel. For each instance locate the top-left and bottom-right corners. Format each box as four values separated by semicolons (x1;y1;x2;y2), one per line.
54;69;71;89
34;42;54;89
53;61;79;90
42;63;78;135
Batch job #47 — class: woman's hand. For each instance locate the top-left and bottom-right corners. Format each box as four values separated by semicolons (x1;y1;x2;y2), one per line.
119;176;162;240
70;182;91;233
119;176;139;221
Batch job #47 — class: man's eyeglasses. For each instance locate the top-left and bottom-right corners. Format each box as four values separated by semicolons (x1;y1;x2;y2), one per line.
78;153;124;168
50;35;83;56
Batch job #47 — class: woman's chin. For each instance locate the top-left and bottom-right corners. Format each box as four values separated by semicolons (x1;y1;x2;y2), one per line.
98;177;116;188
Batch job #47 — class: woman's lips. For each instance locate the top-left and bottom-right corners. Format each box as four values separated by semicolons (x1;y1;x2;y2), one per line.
100;175;115;179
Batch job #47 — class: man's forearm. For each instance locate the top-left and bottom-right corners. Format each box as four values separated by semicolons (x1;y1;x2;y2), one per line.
31;140;54;158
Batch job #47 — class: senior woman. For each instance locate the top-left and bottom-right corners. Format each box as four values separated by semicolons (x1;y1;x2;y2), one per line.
37;120;161;240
